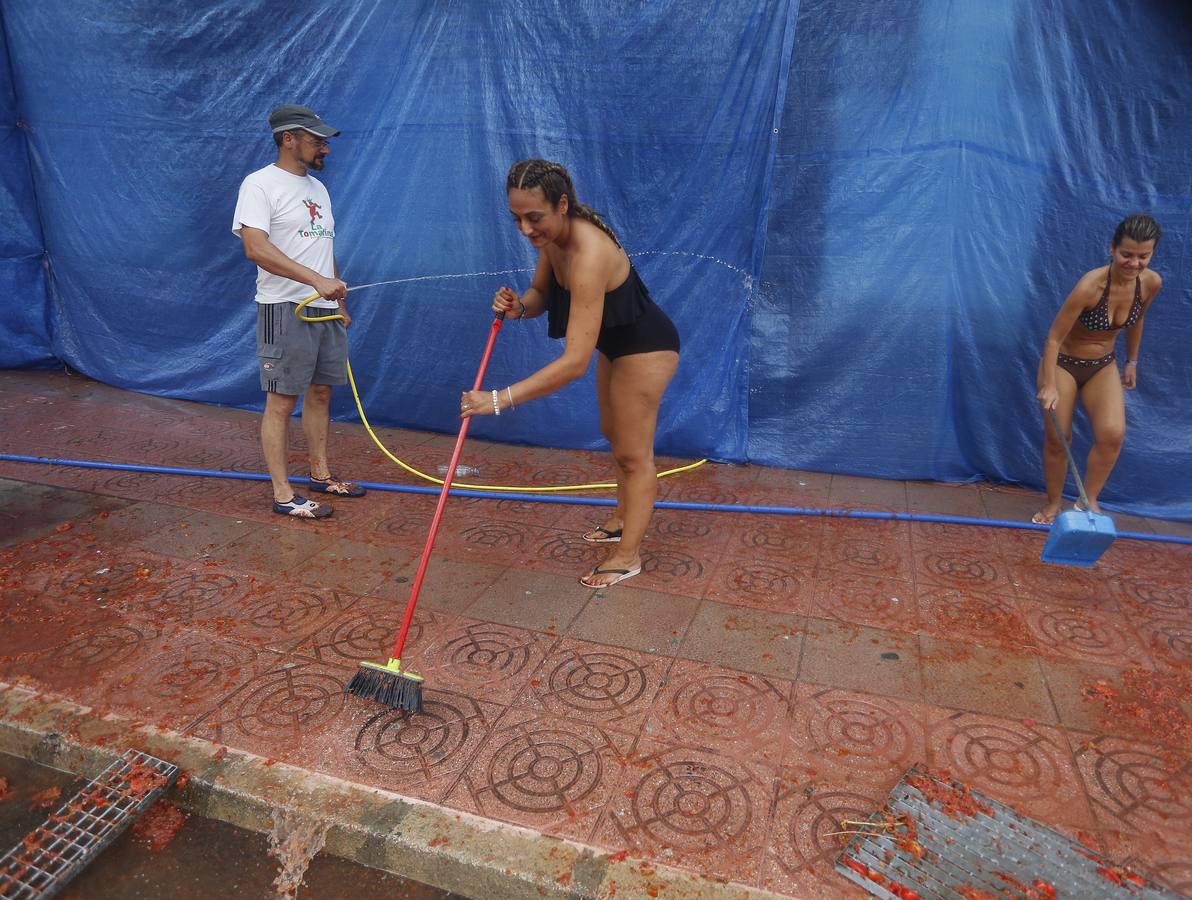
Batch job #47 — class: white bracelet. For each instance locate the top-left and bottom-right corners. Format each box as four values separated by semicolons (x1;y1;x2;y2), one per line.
516;298;526;319
1126;359;1138;365
506;386;515;410
491;389;500;416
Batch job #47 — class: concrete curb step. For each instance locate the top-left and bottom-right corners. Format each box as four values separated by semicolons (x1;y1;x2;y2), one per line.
0;684;789;900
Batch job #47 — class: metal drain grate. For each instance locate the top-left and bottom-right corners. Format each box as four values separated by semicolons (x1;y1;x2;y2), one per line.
0;749;178;899
836;766;1180;899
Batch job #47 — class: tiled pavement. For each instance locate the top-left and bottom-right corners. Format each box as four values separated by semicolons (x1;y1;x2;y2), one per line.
1;370;1191;898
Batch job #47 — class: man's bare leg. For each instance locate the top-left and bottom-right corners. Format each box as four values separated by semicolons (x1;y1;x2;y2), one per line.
262;391;299;502
302;383;333;480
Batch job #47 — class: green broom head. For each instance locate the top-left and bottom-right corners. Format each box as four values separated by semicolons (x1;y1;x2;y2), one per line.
345;658;423;713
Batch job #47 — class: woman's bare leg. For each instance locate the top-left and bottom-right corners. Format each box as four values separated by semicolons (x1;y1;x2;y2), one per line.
586;353;625;539
1076;364;1126;512
1035;371;1078;524
582;350;678;586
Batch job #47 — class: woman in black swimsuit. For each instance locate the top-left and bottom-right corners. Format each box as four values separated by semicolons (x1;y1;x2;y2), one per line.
1033;214;1163;524
460;159;680;588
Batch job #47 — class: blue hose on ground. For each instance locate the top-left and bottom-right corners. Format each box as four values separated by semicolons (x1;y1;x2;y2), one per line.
2;453;1190;546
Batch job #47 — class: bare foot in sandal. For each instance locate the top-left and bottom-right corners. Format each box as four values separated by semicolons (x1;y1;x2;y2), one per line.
583;520;623;543
1031;503;1061;525
579;553;642;588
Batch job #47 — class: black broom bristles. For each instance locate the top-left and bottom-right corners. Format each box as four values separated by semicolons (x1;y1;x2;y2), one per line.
345;666;423;713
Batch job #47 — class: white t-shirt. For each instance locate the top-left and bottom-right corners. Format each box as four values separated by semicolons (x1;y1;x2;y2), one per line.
232;164;338;308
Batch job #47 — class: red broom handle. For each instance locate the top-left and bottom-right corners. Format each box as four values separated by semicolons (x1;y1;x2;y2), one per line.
388;313;505;660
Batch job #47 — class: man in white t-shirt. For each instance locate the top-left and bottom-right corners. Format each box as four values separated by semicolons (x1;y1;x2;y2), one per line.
232;104;366;519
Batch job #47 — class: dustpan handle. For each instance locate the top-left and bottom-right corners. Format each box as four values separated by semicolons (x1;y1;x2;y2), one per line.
1046;407;1093;516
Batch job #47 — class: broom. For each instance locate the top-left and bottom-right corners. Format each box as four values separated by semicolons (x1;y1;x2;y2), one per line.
346;310;505;712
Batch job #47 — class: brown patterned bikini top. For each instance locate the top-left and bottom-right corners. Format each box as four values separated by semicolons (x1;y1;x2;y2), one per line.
1079;270;1142;332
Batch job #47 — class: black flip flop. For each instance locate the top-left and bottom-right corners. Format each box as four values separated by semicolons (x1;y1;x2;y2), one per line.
582;525;622;544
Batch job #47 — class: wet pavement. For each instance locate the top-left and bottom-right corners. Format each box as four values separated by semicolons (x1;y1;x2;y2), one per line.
0;751;457;899
1;369;1191;898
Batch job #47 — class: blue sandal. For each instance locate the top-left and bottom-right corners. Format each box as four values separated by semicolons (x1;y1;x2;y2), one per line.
273;495;333;518
308;474;367;498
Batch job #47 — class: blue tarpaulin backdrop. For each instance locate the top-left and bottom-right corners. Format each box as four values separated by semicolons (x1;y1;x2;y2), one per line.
0;0;1189;519
0;9;50;369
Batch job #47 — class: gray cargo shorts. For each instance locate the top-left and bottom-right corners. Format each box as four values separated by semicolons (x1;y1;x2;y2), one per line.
256;302;348;395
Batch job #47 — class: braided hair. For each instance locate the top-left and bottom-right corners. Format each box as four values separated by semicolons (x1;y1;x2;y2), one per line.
506;159;621;248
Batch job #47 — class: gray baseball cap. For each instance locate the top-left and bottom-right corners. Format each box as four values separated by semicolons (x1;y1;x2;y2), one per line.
268;104;340;137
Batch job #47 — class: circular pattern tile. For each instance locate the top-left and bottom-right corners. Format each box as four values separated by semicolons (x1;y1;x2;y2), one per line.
1027;608;1138;662
642;548;703;581
354;699;476;777
139;640;254;701
54;555;166;600
918;551;1004;588
1080;738;1192;831
1113;575;1190;619
822;539;903;574
725;561;804;597
1140;620;1192;666
143;572;245;620
57;624;152;671
486;728;604;813
938;720;1066;795
437;624;536;680
652;517;716;542
317;609;408;662
739;523;815;554
537;535;596;566
803;693;921;774
671;484;742;506
667;673;785;743
628;757;753;849
918;588;1029;647
775;786;881;871
228;668;346;737
530;464;592;486
541;649;650;717
378;512;428;541
244;588;336;634
460;523;525;549
124;436;184;457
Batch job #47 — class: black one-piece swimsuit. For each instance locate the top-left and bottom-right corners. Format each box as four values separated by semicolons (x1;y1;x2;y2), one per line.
546;265;680;360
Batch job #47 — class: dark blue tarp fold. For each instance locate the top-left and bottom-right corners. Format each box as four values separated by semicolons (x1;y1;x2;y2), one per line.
0;7;51;368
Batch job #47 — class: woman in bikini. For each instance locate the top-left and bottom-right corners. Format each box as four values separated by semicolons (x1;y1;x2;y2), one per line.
1033;214;1163;524
460;159;680;588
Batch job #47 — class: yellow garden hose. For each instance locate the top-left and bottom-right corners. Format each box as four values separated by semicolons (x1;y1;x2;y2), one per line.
294;294;706;491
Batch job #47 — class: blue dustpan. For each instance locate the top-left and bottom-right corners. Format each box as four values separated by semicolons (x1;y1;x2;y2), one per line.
1041;507;1116;566
1039;409;1116;566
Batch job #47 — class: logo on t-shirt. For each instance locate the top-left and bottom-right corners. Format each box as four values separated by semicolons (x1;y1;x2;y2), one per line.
297;198;334;239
